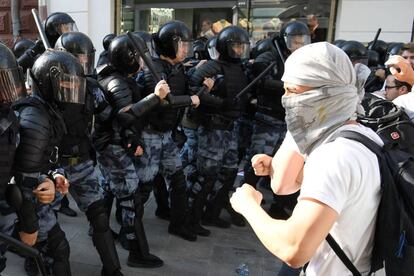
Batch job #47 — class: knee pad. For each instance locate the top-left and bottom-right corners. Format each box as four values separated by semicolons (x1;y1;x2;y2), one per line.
86;200;109;233
47;225;70;262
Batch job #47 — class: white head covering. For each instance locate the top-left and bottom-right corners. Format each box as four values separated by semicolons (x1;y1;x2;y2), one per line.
281;42;360;155
282;42;357;89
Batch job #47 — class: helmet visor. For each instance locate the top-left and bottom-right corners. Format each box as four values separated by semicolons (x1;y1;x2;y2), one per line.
53;73;86;104
207;46;219;60
146;41;156;57
228;42;250;59
285;34;311;52
75;53;95;75
57;22;78;35
176;40;194;59
0;67;27;103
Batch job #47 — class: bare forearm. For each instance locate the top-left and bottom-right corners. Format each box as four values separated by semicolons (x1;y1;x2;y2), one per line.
241;204;300;265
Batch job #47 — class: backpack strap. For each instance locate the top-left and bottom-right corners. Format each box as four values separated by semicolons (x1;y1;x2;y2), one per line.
326;234;362;276
326;130;383;276
330;130;383;156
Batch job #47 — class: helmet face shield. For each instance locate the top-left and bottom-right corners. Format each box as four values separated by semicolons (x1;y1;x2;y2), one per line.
208;46;219;60
75;53;95;75
0;67;27;103
284;34;311;52
51;69;86;104
57;22;78;35
175;39;194;59
146;41;156;57
228;42;250;59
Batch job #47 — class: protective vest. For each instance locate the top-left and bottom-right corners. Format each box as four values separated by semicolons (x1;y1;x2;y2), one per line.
12;96;66;174
143;59;189;132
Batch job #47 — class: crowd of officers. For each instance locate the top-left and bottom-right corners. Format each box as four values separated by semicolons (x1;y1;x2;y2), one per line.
0;10;407;276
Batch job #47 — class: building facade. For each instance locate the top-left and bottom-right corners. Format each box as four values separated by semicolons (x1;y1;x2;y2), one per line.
18;0;414;64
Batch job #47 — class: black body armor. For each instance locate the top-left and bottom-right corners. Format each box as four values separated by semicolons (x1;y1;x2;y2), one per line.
252;50;286;121
141;59;193;132
12;96;65;174
190;59;248;129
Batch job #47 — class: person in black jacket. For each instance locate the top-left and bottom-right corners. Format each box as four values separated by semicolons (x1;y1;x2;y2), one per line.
96;33;169;268
13;50;75;276
54;31;123;276
136;20;211;242
187;26;250;233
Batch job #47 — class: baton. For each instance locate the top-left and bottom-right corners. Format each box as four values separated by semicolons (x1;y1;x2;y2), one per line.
126;31;174;103
31;9;51;50
126;31;161;82
273;38;286;64
234;60;277;99
367;28;381;50
0;232;48;276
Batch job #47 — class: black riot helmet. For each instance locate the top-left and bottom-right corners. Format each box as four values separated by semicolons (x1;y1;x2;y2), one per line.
368;40;388;65
253;37;276;59
280;21;311;53
333;39;346;48
216;26;250;62
153;20;193;60
367;49;380;68
108;34;143;75
0;43;27;104
341;40;368;65
133;31;156;57
31;50;86;105
55;32;96;76
103;33;116;51
205;36;218;60
12;38;35;59
45;12;78;47
386;42;404;61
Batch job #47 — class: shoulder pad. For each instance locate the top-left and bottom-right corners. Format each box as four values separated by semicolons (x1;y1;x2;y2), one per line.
107;77;131;96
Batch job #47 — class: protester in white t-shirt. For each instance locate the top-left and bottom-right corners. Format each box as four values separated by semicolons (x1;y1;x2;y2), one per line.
230;42;383;276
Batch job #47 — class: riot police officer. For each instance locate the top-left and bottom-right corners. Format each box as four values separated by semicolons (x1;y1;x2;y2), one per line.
340;40;372;94
0;42;27;272
96;33;169;268
54;31;122;276
137;20;207;242
45;12;78;48
97;33;116;68
12;38;35;59
12;50;76;276
188;25;250;232
17;12;78;74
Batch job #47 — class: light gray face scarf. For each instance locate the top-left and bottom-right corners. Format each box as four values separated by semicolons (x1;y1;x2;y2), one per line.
281;42;358;156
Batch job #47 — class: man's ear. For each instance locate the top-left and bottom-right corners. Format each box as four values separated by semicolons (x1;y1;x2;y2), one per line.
400;85;409;96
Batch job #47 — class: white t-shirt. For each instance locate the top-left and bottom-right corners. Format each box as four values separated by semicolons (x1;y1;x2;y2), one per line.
393;92;414;122
299;124;383;276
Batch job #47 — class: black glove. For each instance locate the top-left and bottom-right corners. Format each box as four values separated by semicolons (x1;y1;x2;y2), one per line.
31;40;45;56
122;129;145;156
16;200;39;234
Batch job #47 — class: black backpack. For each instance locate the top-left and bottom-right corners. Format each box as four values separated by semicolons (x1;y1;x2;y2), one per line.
359;93;414;156
327;130;414;276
